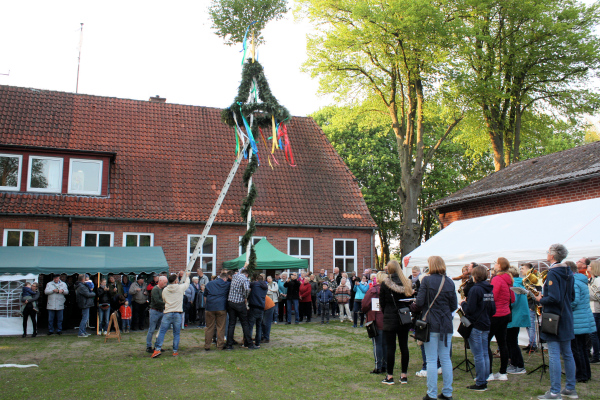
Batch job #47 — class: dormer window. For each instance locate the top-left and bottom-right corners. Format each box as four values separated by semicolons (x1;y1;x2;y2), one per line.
27;156;63;193
68;159;102;195
0;154;22;191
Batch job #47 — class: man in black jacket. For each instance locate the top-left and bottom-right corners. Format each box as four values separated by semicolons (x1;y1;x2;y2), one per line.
284;273;301;324
247;274;268;347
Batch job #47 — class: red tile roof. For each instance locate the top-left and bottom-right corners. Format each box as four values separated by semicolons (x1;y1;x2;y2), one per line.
0;85;376;228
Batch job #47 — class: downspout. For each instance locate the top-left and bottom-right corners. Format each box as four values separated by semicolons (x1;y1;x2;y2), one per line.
67;217;72;246
371;229;375;270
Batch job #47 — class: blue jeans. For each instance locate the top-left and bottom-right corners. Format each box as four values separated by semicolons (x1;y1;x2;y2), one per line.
121;319;131;331
372;328;387;370
99;308;109;331
527;309;537;347
146;309;164;348
547;339;576;395
353;300;364;326
424;332;453;399
247;307;264;346
469;328;490;386
261;307;275;341
79;308;90;335
421;344;445;370
273;301;279;321
155;312;182;353
287;299;299;323
48;309;63;333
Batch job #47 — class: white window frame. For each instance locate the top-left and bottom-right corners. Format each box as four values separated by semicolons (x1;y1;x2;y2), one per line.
333;238;357;273
0;153;23;191
81;231;114;247
68;158;103;195
2;229;38;246
288;237;314;273
122;232;154;247
27;155;63;193
187;234;217;276
238;236;267;255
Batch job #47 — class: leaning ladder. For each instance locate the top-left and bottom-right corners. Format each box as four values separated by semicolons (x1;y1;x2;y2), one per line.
185;141;250;272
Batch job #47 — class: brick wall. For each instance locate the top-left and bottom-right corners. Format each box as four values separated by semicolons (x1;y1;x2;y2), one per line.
0;216;375;275
438;176;600;226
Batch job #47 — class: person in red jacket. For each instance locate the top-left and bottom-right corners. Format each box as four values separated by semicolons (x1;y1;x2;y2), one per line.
119;300;133;333
487;257;515;381
363;271;388;374
299;277;312;322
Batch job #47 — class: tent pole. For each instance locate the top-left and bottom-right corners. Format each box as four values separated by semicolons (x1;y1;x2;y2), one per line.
96;272;100;336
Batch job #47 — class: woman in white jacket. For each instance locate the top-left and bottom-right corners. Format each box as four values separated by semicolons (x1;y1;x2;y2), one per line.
267;276;279;323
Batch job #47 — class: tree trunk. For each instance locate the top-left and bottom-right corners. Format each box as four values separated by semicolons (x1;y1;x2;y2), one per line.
512;107;522;163
483;105;506;171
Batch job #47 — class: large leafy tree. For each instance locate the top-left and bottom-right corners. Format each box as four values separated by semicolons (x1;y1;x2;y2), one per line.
312;105;402;268
299;0;464;257
454;0;600;171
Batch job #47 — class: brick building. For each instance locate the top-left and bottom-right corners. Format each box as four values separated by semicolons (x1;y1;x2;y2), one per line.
0;85;377;276
428;141;600;227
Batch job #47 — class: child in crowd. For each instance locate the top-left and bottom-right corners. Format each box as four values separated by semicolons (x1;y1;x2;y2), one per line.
119;300;132;333
84;274;94;292
197;284;206;328
452;265;470;283
20;283;39;314
317;282;333;324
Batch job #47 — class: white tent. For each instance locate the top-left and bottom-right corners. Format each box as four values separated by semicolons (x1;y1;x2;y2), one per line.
403;197;600;345
404;197;600;272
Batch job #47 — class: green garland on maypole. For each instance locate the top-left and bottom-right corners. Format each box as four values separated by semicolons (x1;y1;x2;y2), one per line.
240;153;259;275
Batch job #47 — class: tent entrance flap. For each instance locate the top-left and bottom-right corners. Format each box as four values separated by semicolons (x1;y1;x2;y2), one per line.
0;247;169;275
223;239;308;270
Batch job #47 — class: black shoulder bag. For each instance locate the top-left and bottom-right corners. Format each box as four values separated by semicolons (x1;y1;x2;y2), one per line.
393;292;412;326
541;269;571;336
414;276;446;343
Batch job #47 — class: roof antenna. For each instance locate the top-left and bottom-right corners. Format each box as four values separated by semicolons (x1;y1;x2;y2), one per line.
76;23;84;93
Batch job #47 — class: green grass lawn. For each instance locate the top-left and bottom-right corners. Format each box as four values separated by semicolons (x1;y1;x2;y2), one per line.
1;321;598;399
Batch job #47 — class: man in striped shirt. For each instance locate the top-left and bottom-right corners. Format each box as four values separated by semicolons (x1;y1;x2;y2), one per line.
225;268;256;350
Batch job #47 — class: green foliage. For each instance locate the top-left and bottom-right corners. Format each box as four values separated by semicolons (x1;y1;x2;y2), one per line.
452;0;600;169
240;153;259;273
209;0;289;46
221;60;291;129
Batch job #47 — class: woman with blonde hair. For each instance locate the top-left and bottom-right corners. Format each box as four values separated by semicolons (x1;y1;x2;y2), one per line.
487;257;515;381
412;256;457;400
379;260;414;385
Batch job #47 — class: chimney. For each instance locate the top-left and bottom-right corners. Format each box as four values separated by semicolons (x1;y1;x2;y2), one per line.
149;95;166;103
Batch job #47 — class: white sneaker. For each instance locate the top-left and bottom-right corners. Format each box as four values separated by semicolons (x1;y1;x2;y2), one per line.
487;373;495;381
415;370;427;377
438;367;443;375
494;373;508;381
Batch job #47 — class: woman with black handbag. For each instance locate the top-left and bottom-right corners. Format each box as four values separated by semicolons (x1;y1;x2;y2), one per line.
534;244;577;400
362;271;388;375
412;256;457;400
461;266;496;392
379;260;414;385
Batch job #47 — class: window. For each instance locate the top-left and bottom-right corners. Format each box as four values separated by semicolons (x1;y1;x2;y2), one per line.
82;231;113;247
334;239;357;273
288;238;313;272
68;159;102;195
27;156;63;193
0;154;22;191
123;233;153;247
188;235;216;275
238;236;266;255
3;229;38;246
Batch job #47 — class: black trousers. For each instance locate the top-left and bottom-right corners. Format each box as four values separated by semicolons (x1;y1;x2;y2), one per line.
384;325;411;376
506;327;524;368
132;302;147;330
299;302;312;321
572;334;591;381
488;314;510;374
226;301;252;347
278;299;286;322
197;308;206;326
22;305;37;334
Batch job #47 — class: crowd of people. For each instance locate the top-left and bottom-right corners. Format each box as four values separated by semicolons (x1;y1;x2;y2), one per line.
19;243;599;399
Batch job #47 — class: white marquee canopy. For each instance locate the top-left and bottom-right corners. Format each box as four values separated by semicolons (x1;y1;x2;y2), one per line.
404;197;600;272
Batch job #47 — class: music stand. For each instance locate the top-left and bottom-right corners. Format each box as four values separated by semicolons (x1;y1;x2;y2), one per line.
453;338;475;377
527;312;547;381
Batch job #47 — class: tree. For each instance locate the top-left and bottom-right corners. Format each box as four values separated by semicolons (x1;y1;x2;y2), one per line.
209;0;289;46
299;0;464;257
454;0;600;171
311;105;402;268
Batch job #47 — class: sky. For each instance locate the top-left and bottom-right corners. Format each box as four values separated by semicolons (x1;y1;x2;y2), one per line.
0;0;330;117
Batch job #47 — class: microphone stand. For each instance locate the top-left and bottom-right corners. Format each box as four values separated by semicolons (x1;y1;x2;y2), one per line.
527;311;547;381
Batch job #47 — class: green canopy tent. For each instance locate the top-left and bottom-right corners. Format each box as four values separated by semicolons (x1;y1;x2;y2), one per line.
0;246;169;275
222;239;308;270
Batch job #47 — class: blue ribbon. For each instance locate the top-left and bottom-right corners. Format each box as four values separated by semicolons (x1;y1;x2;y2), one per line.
240;21;257;65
